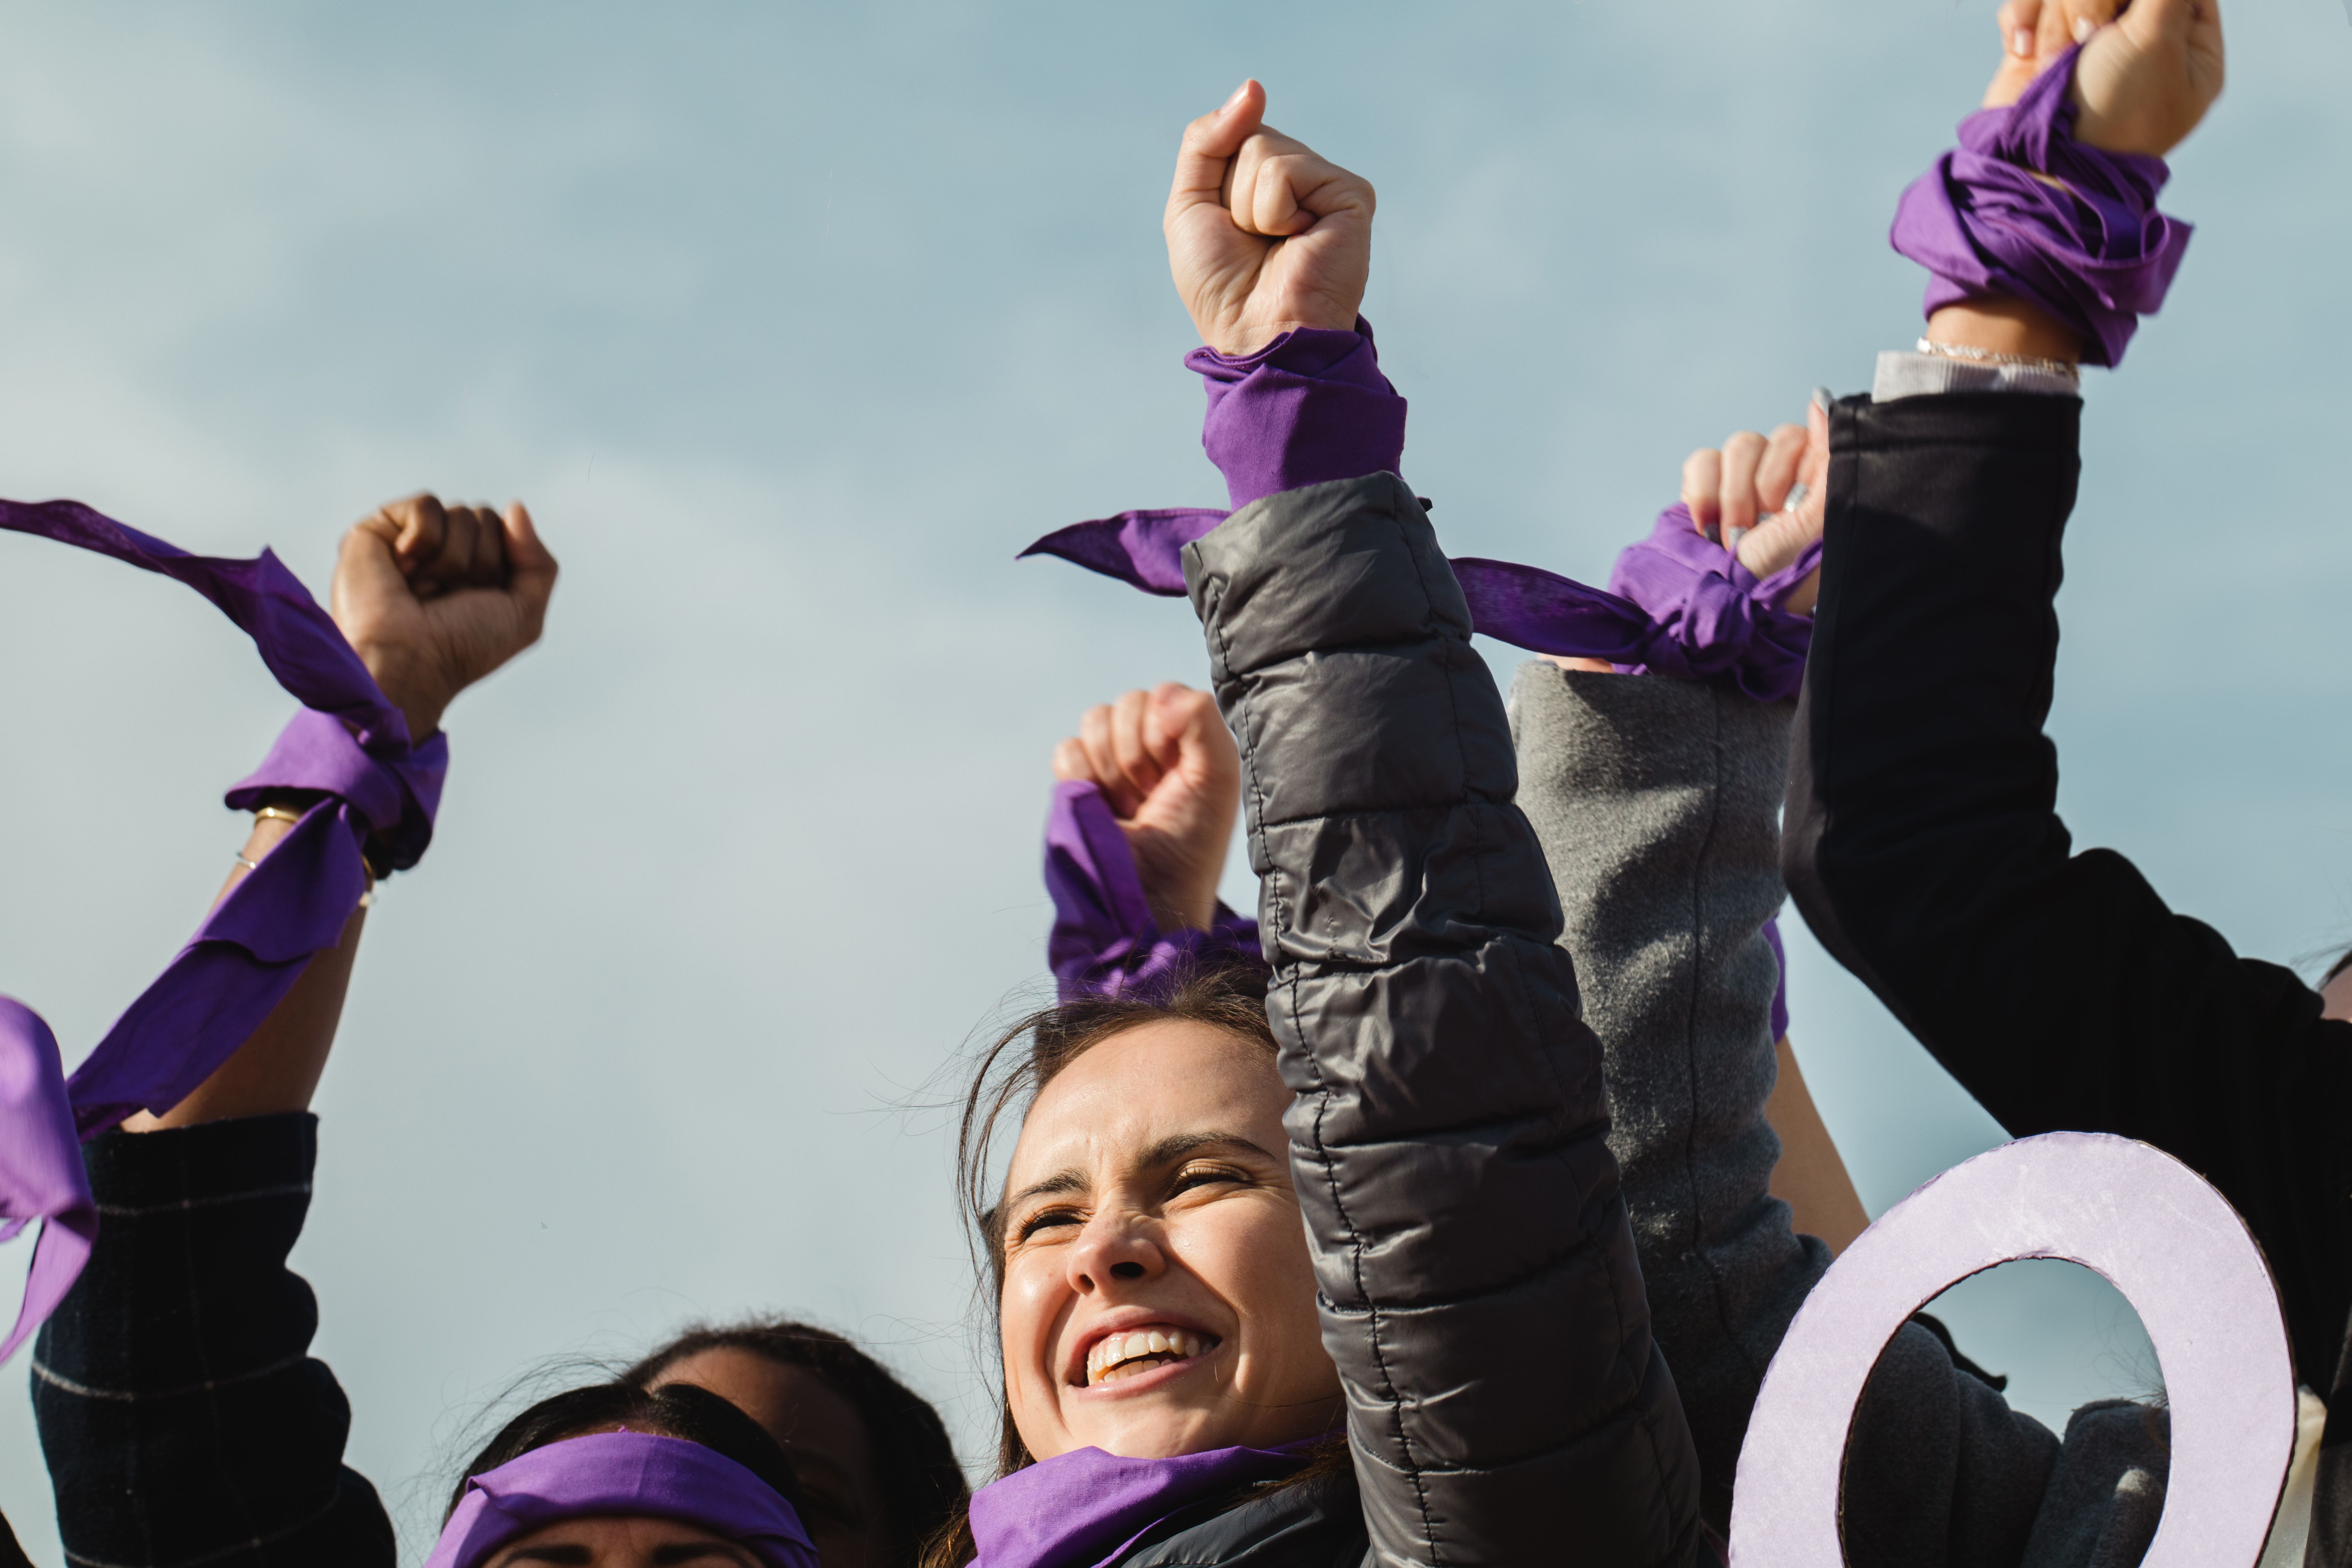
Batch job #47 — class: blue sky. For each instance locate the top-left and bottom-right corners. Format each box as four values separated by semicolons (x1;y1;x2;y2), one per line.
0;3;2345;1561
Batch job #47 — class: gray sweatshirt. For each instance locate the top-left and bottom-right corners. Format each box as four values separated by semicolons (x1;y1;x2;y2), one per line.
1509;663;2172;1568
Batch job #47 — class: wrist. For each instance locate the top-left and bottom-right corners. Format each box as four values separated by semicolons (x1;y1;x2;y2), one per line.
1925;298;2083;366
353;644;450;743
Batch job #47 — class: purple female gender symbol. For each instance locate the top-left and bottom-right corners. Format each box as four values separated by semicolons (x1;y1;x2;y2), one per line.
1728;1132;2298;1567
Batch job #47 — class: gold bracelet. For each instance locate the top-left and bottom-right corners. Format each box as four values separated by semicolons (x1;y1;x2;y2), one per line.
1916;337;2081;379
253;805;305;826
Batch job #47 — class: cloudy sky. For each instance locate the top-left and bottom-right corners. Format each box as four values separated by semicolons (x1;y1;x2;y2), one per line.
0;3;2346;1561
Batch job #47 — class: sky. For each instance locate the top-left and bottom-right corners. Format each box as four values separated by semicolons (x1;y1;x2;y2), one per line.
0;3;2346;1561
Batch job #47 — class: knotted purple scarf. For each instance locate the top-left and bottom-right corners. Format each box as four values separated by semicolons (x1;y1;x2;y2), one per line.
1046;780;1259;1002
0;498;444;1363
969;1441;1314;1568
1890;41;2192;368
1021;502;1819;704
427;1432;817;1568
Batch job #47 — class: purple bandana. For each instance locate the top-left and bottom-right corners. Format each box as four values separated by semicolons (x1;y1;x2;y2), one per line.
969;1442;1314;1568
1890;41;2192;368
426;1432;817;1568
1045;780;1260;1002
1022;503;1819;704
0;498;445;1363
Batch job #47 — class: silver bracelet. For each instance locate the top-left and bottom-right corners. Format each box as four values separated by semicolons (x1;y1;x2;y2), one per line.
232;853;261;871
1916;337;2081;379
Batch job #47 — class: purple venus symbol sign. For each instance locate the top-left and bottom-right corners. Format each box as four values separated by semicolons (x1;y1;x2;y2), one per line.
1728;1132;2301;1567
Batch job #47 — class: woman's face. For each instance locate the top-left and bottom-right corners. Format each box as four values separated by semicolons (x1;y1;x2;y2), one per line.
2323;965;2351;1024
996;1020;1341;1462
649;1351;886;1568
486;1514;758;1566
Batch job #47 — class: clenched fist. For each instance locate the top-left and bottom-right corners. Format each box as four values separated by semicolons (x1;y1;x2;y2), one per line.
1165;81;1374;357
1679;396;1829;617
1984;0;2224;157
1053;683;1240;934
330;494;558;743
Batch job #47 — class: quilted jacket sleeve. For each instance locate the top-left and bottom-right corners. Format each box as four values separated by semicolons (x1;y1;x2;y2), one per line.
1183;472;1703;1568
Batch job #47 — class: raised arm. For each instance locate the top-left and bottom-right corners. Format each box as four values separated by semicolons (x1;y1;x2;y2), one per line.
36;494;555;1568
1187;475;1701;1566
1787;0;2352;1404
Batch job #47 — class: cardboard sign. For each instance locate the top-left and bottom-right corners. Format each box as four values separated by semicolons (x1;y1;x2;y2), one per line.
1729;1132;2297;1567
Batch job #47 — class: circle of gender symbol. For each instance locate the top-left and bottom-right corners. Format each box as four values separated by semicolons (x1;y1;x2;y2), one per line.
1728;1131;2298;1567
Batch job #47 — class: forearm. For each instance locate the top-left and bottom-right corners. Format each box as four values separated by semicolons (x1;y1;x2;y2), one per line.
1764;1038;1869;1257
123;808;370;1132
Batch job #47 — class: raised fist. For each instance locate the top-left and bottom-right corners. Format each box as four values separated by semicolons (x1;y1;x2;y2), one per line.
1680;396;1830;617
1164;81;1374;357
1984;0;2224;157
330;494;559;743
1052;683;1240;934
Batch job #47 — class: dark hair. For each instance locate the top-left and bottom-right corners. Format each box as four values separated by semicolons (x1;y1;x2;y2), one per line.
448;1379;803;1522
625;1318;966;1568
919;962;1300;1568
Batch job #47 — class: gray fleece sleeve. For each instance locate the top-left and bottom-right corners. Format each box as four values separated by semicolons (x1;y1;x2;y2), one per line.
1508;665;2080;1566
1185;474;1703;1568
1508;665;1830;1534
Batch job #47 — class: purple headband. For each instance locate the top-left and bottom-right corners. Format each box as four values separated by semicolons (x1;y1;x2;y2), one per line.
0;498;444;1362
426;1432;818;1568
1021;503;1818;704
1890;41;2192;368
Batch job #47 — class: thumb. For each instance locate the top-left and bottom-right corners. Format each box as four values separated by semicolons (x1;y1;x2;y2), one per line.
499;502;559;639
330;515;417;640
1171;80;1266;208
1155;683;1237;787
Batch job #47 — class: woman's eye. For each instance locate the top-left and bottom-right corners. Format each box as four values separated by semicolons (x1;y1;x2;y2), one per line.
1015;1207;1082;1242
1172;1164;1248;1195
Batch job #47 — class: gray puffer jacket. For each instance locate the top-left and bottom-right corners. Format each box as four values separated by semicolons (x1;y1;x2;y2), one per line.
1180;472;1705;1568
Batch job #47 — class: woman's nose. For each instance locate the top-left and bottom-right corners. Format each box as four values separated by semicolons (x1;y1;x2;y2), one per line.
1065;1210;1165;1294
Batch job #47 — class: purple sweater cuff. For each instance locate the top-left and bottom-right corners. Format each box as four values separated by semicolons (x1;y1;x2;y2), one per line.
1889;42;2191;368
1186;316;1408;510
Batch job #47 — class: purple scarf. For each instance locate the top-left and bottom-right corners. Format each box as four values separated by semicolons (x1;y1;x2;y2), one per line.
1045;780;1260;1002
0;498;443;1363
427;1432;817;1568
969;1442;1315;1568
1021;503;1820;704
1890;41;2192;368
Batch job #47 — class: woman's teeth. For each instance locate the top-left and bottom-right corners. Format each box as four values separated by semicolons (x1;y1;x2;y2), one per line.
1085;1327;1211;1386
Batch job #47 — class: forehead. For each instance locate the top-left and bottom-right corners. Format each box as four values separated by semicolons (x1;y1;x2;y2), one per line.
1006;1020;1284;1187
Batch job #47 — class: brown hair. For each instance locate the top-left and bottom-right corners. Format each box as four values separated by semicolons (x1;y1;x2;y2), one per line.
920;961;1358;1568
626;1318;966;1568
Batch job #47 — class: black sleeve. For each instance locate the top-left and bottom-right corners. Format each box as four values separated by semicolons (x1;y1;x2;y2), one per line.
1783;390;2352;1396
31;1113;396;1568
1186;472;1703;1568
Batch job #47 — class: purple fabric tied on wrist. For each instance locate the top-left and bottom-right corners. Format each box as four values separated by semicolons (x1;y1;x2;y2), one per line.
0;497;443;1364
1890;42;2191;368
969;1439;1317;1568
1045;780;1260;1002
1023;502;1819;705
426;1432;818;1568
1190;318;1406;511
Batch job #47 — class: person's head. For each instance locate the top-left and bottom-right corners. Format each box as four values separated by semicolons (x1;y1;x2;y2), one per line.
958;965;1341;1474
438;1381;813;1568
624;1319;966;1568
2323;947;2352;1024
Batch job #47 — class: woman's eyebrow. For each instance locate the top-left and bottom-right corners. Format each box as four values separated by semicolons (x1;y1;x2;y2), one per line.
498;1549;592;1566
1002;1166;1087;1214
1143;1131;1278;1167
